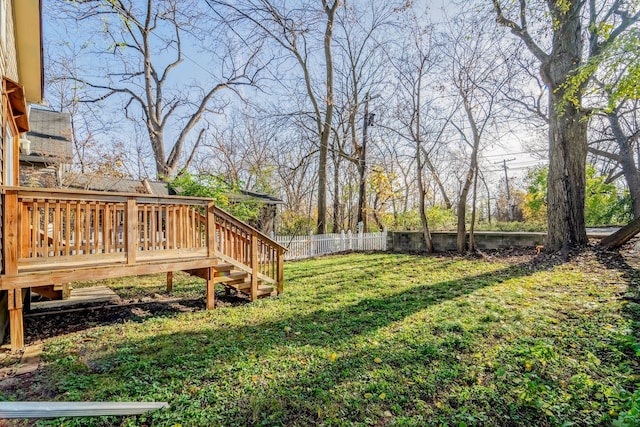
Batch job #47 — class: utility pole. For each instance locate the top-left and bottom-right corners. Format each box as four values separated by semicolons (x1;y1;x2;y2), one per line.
357;92;379;231
496;158;516;221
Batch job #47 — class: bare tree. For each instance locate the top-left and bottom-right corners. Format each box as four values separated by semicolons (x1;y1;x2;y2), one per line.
210;0;339;234
492;0;640;252
387;13;444;253
51;0;259;179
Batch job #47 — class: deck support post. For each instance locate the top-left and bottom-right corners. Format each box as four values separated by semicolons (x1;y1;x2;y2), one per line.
205;268;215;310
8;289;24;351
166;272;173;293
250;233;258;302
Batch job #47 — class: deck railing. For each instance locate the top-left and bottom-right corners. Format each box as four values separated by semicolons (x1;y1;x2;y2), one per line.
5;188;211;273
2;188;284;295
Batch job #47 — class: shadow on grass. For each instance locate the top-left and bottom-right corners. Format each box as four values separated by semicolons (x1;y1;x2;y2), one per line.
32;254;567;426
23;294;247;343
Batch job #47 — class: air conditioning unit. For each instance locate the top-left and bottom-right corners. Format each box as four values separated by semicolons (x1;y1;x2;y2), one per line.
19;137;31;155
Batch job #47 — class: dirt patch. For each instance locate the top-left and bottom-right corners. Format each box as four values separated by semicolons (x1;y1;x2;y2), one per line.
21;292;249;347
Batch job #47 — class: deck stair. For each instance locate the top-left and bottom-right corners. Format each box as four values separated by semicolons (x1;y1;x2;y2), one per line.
190;263;276;298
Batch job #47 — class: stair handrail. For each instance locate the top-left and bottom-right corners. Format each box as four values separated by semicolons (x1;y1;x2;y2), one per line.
212;205;286;296
212;206;287;253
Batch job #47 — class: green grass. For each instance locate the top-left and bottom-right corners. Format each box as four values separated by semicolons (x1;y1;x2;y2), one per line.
7;252;640;426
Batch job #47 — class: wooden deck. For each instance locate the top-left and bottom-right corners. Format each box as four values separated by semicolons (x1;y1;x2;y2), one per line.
0;187;286;350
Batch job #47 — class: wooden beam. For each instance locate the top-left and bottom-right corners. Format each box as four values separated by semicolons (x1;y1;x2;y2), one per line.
1;258;220;289
31;285;62;300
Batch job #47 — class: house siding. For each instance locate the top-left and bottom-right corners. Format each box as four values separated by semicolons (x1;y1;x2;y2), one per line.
1;0;19;82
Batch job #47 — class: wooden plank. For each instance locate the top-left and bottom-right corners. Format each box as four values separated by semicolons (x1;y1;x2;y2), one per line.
150;205;157;251
184;267;211;280
213;252;277;285
2;258;221;289
164;205;170;250
126;198;137;265
30;285;62;300
141;205;148;251
0;401;169;418
84;203;91;255
32;201;40;258
65;202;71;256
4;191;19;275
9;186;211;204
74;202;80;255
136;248;207;262
19;204;29;258
92;202;99;254
53;203;61;256
104;203;111;254
207;203;215;258
277;247;284;294
171;206;177;250
18;252;127;270
42;201;50;259
31;286;119;310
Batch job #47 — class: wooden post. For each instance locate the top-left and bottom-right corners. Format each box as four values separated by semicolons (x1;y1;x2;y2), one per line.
166;271;173;293
4;190;19;276
62;283;71;299
126;198;137;265
207;202;216;258
277;247;284;295
205;268;215;310
8;289;24;351
251;232;258;302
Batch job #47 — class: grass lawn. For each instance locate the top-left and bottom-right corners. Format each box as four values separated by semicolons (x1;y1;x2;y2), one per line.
4;251;640;426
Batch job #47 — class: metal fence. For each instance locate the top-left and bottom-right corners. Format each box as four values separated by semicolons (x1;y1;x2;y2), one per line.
275;230;387;261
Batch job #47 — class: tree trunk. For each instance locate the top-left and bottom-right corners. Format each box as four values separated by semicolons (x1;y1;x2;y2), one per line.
416;143;434;253
316;1;338;235
469;166;479;252
541;3;588;252
332;148;341;233
608;110;640;218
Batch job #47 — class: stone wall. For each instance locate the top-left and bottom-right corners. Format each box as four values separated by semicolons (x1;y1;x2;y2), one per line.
387;231;546;252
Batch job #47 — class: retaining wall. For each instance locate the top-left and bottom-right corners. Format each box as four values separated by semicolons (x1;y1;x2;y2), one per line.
387;231;546;252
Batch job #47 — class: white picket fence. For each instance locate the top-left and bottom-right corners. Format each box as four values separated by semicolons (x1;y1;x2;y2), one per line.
275;230;387;261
